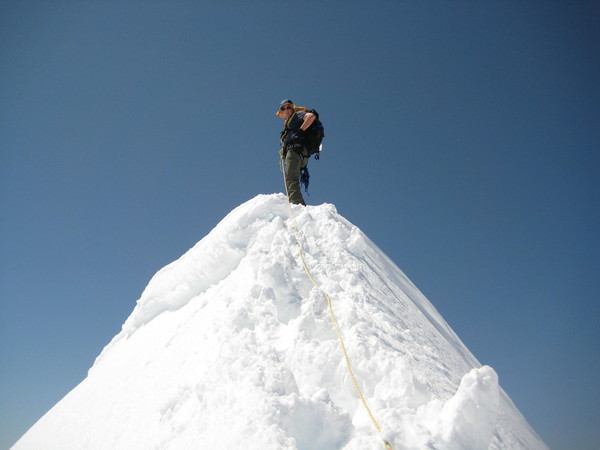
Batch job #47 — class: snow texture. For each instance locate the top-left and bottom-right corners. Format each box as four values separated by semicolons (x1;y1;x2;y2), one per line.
13;194;547;450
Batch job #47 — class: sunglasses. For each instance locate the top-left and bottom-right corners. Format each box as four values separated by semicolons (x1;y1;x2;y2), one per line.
280;105;293;111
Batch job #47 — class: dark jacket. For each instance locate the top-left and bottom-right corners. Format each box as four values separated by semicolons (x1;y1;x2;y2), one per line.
280;111;309;148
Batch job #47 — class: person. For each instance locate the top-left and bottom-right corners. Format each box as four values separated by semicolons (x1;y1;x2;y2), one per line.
276;99;317;206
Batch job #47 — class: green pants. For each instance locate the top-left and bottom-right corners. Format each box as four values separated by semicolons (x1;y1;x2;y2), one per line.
284;150;307;205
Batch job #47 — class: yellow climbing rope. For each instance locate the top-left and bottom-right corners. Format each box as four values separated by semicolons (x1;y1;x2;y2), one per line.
280;157;392;450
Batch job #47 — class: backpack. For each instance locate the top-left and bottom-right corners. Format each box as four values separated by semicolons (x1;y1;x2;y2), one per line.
304;109;325;159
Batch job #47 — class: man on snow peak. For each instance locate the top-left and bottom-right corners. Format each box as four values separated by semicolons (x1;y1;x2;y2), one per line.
277;99;317;206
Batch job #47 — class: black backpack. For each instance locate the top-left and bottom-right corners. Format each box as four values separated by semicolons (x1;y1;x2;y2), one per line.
304;109;325;159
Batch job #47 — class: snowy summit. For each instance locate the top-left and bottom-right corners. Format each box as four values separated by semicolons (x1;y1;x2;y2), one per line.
13;194;546;449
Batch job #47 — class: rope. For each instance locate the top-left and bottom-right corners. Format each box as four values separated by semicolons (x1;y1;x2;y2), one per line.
279;156;392;450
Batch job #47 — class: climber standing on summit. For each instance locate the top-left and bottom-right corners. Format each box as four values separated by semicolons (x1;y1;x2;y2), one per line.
277;99;319;206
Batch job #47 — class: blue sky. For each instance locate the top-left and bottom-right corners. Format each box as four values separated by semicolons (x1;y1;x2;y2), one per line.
1;1;598;448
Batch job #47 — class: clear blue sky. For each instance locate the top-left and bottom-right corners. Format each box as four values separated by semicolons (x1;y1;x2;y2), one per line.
1;1;598;449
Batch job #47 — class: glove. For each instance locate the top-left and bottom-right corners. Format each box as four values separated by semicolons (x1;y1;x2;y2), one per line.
290;129;305;141
286;129;305;145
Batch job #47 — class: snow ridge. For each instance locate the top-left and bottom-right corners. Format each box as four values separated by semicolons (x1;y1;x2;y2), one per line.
13;194;546;450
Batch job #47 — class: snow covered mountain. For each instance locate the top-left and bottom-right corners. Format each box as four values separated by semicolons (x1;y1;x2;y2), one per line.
13;194;546;449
